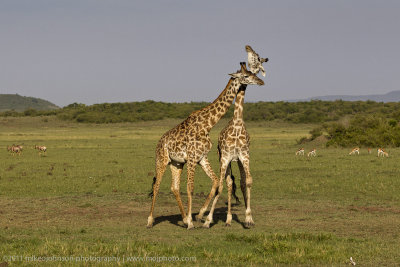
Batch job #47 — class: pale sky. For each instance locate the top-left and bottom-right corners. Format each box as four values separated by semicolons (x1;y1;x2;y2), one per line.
1;0;399;107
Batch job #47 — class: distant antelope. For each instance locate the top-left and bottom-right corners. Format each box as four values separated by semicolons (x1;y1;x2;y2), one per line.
15;144;23;153
378;148;388;157
367;148;372;154
8;145;21;156
295;148;304;156
349;147;360;155
34;145;47;155
307;148;316;157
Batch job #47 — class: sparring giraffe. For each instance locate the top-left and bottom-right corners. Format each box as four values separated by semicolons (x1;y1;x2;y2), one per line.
147;63;264;229
204;62;261;228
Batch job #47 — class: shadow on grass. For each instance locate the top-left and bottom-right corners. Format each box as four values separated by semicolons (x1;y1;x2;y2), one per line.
153;203;251;229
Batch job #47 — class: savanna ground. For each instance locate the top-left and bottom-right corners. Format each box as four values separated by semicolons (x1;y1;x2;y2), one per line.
0;116;399;266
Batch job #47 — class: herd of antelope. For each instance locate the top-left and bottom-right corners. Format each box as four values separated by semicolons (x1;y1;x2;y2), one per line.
296;147;389;157
295;148;317;157
6;144;47;156
349;147;389;157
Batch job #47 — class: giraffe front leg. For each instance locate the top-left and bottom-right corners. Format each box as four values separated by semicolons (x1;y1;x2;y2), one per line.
185;160;196;229
238;159;254;227
196;157;219;221
225;164;233;226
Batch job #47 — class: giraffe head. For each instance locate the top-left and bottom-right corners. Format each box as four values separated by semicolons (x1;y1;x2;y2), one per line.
229;62;264;86
245;45;269;63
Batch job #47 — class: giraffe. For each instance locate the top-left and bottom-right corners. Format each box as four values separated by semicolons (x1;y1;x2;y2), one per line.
203;63;257;228
147;63;264;229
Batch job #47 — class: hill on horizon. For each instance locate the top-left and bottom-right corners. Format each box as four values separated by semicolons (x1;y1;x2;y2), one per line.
0;94;59;112
290;90;400;102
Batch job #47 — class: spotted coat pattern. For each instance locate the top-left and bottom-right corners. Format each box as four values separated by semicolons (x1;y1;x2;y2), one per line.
147;64;264;229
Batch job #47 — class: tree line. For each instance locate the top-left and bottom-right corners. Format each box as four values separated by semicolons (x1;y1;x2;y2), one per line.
2;100;400;147
2;100;400;124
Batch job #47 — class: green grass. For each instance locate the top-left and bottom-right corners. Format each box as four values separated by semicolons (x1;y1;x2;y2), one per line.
0;116;399;266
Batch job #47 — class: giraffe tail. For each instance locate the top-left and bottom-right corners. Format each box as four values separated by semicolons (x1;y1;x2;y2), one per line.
230;163;240;204
148;177;157;197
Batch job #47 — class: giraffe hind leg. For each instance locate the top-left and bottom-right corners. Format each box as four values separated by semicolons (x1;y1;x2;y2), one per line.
203;160;229;228
147;148;169;228
170;162;187;224
238;161;247;208
196;157;219;221
238;160;254;227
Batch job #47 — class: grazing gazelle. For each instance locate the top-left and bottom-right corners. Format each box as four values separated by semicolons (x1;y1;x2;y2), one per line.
307;148;316;157
8;145;21;156
34;145;47;155
295;148;305;156
378;148;388;157
349;147;360;155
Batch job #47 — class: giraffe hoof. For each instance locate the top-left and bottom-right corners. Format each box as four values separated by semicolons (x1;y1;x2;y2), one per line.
245;222;255;228
225;223;231;227
147;217;154;228
202;219;212;228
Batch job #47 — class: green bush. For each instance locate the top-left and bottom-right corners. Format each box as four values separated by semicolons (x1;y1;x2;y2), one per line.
308;115;400;147
2;100;400;125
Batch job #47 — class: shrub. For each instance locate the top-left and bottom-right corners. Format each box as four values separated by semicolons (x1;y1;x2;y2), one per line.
309;115;400;147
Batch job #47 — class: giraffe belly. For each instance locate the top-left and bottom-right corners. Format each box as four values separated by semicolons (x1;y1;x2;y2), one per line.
170;152;187;163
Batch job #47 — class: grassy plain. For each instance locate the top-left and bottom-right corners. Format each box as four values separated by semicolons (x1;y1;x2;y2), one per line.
0;116;399;266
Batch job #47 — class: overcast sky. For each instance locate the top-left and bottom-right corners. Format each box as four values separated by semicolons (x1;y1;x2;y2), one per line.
1;0;399;107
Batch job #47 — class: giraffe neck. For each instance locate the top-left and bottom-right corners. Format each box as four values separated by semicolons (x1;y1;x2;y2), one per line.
233;85;247;124
200;78;241;132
